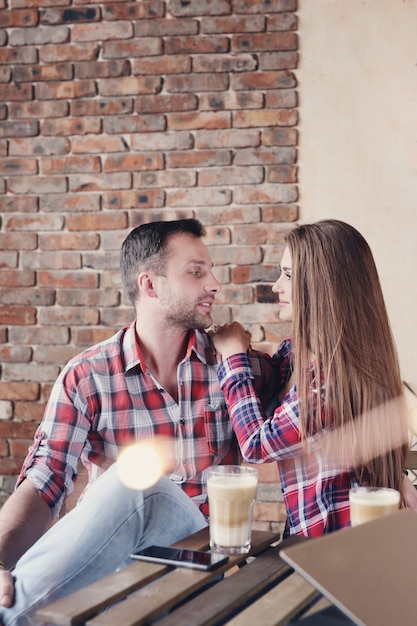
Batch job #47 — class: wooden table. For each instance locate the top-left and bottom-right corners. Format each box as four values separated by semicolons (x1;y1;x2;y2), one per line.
36;528;328;626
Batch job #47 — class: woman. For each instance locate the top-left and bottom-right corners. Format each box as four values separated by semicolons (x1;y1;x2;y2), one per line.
210;219;410;537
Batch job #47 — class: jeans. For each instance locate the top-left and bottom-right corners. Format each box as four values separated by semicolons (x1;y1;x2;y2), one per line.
0;464;207;626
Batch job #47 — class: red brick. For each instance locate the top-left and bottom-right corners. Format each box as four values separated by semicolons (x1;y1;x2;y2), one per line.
234;147;296;165
10;25;69;46
9;136;70;155
57;288;119;307
39;232;100;250
71;135;127;154
0;270;35;288
0;304;36;325
232;70;297;90
268;11;298;30
4;362;60;383
134;17;197;37
0;251;18;268
39;43;100;63
267;164;298;183
100;307;137;327
193;53;256;73
75;59;130;79
40;6;100;25
0;158;37;175
234;0;296;13
38;270;97;288
234;183;297;204
36;80;96;100
68;172;131;192
21;251;82;270
102;114;165;134
0;232;38;249
103;2;165;21
201;15;265;33
0;345;32;362
234;109;297;129
33;345;82;364
40;194;101;213
4;213;63;231
99;76;162;97
0;287;55;307
132;55;191;75
9;326;69;345
136;94;198;114
167;187;232;207
103;153;164;172
66;212;128;230
166;149;231;168
8;175;67;194
72;97;133;116
133;170;196;189
13;63;72;82
165;35;229;55
199;91;263;111
39;156;101;174
169;0;230;17
9;100;69;119
195;129;260;149
232;31;297;52
199;165;263;186
0;120;38;138
168;111;231;131
0;382;39;402
195;206;261;225
165;73;228;93
13;401;46;423
262;127;298;146
261;204;298;222
72;21;133;42
130;131;193;151
41;117;101;137
265;89;298;108
0;47;37;65
71;327;118;346
103;189;164;209
37;307;99;326
102;38;162;59
259;51;298;70
0;66;11;82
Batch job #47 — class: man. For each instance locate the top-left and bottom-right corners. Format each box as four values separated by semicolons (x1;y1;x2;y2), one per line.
0;219;275;625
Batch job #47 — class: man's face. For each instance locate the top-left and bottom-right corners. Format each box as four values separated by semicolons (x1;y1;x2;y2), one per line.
154;233;221;330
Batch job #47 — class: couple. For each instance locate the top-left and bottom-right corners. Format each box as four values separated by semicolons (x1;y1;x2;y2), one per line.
0;218;413;625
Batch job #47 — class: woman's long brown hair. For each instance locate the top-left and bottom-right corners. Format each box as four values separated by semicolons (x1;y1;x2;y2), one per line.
285;220;408;491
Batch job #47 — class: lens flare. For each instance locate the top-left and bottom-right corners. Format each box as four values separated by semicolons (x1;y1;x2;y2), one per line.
117;441;164;490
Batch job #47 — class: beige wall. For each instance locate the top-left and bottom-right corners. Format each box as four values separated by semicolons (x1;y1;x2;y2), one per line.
297;0;417;390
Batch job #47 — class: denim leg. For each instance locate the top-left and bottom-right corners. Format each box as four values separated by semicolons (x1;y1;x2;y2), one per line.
0;464;207;626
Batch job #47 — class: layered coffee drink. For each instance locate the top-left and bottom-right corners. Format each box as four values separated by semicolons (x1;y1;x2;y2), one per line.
349;486;400;526
207;466;258;554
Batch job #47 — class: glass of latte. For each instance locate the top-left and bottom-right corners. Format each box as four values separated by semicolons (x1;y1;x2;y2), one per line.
349;486;401;527
207;465;258;554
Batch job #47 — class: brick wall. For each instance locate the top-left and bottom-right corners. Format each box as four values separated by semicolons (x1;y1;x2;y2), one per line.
0;0;298;533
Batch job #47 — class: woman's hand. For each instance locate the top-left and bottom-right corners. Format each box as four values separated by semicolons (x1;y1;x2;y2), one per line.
0;568;14;607
402;474;417;509
208;322;252;361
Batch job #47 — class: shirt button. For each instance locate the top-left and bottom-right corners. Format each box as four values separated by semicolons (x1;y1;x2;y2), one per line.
180;418;185;425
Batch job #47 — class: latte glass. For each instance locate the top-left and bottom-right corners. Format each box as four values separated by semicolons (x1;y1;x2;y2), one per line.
207;465;258;554
349;486;400;527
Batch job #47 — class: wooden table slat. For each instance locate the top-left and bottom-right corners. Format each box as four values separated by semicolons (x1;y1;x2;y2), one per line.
36;528;280;626
153;545;292;626
85;530;281;626
224;571;320;626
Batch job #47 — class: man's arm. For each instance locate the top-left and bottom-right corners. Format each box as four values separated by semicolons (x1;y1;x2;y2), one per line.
0;479;52;607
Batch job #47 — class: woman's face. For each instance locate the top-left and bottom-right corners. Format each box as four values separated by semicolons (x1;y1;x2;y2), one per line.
272;246;293;322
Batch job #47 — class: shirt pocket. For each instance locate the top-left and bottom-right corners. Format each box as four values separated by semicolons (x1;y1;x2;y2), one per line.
204;404;233;460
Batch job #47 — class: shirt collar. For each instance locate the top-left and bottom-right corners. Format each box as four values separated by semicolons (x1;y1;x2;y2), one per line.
123;321;217;372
